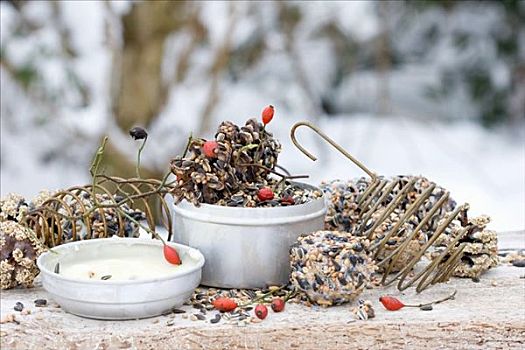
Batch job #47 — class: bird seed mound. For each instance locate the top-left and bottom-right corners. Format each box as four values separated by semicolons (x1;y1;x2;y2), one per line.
170;118;322;207
289;230;377;306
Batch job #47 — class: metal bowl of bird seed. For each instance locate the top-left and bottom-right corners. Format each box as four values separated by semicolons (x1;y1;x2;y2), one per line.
171;182;326;289
37;237;204;320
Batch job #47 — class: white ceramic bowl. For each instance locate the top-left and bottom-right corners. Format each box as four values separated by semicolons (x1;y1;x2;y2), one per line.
37;237;204;320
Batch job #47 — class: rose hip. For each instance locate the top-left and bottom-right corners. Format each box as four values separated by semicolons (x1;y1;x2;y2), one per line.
257;187;274;201
163;245;181;265
212;297;238;312
202;141;218;158
280;196;295;205
261;105;274;125
379;296;405;311
271;298;285;312
255;304;268;320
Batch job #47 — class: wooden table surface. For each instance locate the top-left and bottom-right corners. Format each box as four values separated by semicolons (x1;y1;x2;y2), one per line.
1;232;524;350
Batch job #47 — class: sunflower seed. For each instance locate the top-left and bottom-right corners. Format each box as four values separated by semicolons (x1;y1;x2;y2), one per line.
34;299;47;307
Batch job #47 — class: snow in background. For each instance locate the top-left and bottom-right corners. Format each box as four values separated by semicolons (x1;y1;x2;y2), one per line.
1;1;524;232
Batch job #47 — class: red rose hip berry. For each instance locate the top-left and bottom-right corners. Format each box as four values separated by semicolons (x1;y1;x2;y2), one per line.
202;140;218;158
212;297;238;312
280;195;295;206
255;304;268;320
163;245;181;265
257;187;274;201
271;298;285;312
379;296;405;311
261;105;274;125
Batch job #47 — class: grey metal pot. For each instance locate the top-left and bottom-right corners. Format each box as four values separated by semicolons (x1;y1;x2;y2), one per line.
171;183;326;289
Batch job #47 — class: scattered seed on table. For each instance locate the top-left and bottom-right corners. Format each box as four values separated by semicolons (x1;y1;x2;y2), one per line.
166;320;175;326
420;305;433;311
101;275;112;280
34;299;47;307
54;263;60;274
471;277;480;283
13;302;24;312
210;314;221;324
172;308;185;314
195;314;206;321
512;260;525;268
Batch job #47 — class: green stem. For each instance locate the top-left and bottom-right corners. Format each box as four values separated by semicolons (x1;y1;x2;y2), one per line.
119;209;166;246
234;144;259;165
238;285;286;308
283;289;298;303
136;137;148;179
182;133;193;158
90;136;108;206
404;289;457;308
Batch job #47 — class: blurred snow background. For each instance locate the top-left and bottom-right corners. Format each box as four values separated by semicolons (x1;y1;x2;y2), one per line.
1;1;524;231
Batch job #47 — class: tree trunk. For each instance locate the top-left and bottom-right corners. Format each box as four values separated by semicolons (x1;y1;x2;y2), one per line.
101;1;188;179
98;1;189;220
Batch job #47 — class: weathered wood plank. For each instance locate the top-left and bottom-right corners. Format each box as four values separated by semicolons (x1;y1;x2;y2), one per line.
1;232;523;349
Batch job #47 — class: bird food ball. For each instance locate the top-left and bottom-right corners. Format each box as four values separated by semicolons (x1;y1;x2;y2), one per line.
0;221;46;290
290;230;377;306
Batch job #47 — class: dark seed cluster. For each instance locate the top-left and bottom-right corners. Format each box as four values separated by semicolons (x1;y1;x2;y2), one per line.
170;118;285;206
320;175;498;278
0;191;54;224
320;176;452;272
289;230;377;306
321;176;455;235
431;206;498;278
1;221;46;290
56;192;146;241
215;180;323;208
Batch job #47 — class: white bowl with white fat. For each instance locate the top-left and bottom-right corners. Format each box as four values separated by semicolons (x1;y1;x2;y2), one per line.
37;237;204;320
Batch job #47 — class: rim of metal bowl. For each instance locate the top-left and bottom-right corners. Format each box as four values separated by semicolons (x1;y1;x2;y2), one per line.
36;238;205;285
174;181;326;212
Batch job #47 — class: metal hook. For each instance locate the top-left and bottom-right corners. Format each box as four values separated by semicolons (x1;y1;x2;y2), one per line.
290;121;377;180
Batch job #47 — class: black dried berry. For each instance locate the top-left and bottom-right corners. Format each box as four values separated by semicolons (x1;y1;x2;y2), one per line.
129;127;148;140
210;313;221;324
14;302;24;312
